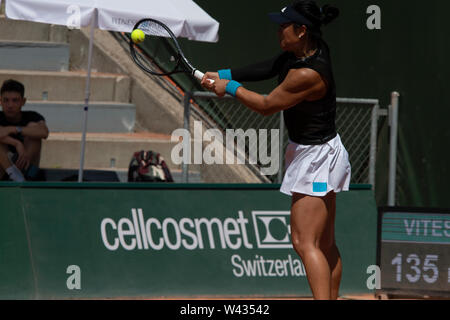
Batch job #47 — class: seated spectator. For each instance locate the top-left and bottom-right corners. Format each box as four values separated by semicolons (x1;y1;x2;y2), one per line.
0;79;49;181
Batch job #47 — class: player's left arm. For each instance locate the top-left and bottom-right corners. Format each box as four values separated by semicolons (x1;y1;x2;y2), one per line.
20;120;49;139
204;68;327;116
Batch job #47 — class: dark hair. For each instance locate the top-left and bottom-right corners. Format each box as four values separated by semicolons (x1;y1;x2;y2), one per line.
0;79;25;98
292;0;339;36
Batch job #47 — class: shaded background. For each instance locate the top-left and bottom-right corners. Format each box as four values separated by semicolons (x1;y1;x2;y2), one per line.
179;0;450;208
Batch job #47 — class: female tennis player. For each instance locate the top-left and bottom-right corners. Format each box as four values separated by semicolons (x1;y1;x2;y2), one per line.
201;0;350;300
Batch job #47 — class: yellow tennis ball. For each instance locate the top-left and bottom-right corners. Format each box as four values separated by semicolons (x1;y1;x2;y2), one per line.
131;29;145;44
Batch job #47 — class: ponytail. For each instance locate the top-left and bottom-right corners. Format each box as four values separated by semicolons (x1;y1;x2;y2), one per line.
320;5;339;25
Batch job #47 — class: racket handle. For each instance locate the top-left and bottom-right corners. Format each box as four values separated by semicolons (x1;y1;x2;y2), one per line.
193;70;215;84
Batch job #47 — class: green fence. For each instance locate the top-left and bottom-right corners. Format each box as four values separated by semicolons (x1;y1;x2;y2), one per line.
0;183;377;299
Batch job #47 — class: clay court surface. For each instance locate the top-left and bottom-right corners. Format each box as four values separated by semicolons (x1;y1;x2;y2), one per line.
101;293;432;300
152;294;378;300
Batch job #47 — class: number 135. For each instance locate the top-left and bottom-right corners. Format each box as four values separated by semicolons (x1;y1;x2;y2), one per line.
391;254;439;284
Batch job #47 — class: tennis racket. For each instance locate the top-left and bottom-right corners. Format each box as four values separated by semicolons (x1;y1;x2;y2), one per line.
129;18;213;83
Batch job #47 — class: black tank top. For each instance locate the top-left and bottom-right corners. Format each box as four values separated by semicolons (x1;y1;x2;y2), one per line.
279;39;337;145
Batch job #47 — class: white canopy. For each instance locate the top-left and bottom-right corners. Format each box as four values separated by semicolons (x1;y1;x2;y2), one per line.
3;0;219;42
1;0;219;181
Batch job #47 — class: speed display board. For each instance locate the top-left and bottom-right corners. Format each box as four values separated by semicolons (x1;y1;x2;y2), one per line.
377;207;450;298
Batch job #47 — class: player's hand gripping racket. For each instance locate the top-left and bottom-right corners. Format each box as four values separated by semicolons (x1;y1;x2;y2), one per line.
129;18;213;84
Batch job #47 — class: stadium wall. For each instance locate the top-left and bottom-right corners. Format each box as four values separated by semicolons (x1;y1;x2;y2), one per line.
0;183;377;299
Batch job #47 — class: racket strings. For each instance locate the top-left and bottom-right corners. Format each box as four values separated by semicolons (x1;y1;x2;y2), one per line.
139;21;171;38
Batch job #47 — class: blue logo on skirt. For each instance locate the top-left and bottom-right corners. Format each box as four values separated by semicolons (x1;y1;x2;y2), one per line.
313;182;327;193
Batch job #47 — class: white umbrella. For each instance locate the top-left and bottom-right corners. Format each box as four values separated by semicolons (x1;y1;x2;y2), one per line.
1;0;219;181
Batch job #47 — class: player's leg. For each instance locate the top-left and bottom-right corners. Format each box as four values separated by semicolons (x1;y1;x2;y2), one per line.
290;192;332;299
319;191;342;300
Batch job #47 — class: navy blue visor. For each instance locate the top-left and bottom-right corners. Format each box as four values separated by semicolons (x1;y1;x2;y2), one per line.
268;5;314;27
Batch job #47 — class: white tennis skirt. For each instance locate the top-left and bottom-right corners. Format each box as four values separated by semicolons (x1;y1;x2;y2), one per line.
280;134;351;197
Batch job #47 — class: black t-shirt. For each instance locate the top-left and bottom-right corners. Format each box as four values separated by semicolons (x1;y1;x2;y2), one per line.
0;111;45;145
231;39;337;145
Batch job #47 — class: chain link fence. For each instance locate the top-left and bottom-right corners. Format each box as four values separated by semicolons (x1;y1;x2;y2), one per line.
334;98;380;186
185;93;382;186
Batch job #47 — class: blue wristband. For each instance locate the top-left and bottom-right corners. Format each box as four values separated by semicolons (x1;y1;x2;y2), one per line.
218;69;232;80
225;80;242;97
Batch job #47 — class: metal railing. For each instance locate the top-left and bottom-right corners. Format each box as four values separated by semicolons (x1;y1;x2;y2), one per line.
334;97;380;187
388;92;400;206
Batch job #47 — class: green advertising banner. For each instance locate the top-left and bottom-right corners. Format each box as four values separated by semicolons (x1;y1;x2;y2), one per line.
0;187;34;299
0;183;377;299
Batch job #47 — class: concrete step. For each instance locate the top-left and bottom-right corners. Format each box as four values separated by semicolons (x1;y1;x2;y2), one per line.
0;70;130;102
115;169;202;183
40;168;202;183
40;132;184;171
25;101;135;133
40;132;264;184
0;14;62;42
0;40;70;71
